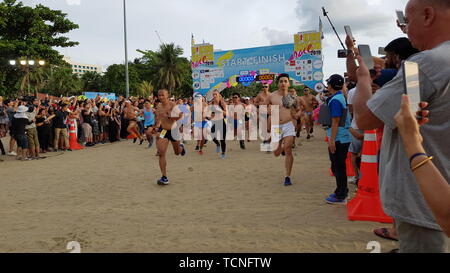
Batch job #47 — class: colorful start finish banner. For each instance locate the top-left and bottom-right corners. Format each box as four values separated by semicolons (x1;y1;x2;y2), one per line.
83;92;117;101
191;31;325;97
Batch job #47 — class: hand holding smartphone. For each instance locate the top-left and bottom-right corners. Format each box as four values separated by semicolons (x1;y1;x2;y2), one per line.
402;61;422;115
356;45;374;69
344;25;354;40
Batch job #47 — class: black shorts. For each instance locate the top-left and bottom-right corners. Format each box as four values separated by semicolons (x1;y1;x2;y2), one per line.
144;125;154;131
158;128;177;142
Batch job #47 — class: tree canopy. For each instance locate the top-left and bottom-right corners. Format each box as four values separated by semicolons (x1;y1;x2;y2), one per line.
0;0;79;97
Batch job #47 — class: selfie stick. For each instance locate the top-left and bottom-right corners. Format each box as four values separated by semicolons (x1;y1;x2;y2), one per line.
322;7;346;50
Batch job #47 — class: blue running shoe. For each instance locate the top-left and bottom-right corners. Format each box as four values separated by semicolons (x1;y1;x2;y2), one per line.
329;193;337;198
326;196;347;205
220;153;226;159
216;145;221;153
180;144;186;156
284;177;292;186
157;176;169;185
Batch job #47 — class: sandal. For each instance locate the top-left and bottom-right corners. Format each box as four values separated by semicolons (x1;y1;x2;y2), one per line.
374;228;399;241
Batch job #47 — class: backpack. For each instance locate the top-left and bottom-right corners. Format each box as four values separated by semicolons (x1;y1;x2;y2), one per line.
318;95;348;128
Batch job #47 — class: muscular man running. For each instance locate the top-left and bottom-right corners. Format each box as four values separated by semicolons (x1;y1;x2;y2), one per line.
301;87;318;139
124;101;144;144
154;89;186;185
265;74;302;186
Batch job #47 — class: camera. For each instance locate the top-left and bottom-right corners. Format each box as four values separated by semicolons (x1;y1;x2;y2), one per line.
338;49;352;58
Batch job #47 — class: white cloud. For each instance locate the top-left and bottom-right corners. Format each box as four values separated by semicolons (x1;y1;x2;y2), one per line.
66;0;81;6
262;28;292;45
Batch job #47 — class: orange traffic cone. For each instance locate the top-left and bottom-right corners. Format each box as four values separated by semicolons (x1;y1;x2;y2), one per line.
69;119;84;150
346;152;356;177
347;130;393;223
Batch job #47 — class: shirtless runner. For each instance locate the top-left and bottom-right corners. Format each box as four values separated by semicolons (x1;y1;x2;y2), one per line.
254;83;272;145
265;74;302;186
124;101;144;144
154;89;186;185
301;87;318;139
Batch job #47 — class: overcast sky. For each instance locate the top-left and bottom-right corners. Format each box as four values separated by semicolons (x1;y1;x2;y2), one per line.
22;0;409;76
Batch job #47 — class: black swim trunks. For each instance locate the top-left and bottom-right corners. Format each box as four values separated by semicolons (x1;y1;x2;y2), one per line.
158;128;177;142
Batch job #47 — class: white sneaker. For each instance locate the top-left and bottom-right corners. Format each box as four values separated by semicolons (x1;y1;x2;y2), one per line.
7;151;17;156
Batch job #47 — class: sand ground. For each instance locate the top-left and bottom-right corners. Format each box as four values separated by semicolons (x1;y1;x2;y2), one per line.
0;127;398;253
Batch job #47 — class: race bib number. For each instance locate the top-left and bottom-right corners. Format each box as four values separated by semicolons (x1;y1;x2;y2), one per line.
159;129;167;138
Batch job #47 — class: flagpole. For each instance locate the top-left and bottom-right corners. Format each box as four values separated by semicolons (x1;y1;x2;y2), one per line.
123;0;130;98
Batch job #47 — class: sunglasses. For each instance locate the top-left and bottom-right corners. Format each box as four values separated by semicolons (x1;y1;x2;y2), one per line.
263;86;269;88
233;96;239;99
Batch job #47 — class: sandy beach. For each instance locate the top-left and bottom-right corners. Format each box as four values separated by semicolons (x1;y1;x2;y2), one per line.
0;127;398;253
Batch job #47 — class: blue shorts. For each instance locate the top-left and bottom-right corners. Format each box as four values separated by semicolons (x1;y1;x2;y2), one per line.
15;134;29;149
194;121;208;128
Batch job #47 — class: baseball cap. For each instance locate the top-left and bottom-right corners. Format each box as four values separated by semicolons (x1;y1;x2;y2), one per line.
326;74;345;90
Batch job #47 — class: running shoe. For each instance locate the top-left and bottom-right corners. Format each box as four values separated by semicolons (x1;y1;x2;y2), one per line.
139;139;144;145
198;150;203;155
180;144;186;156
133;138;137;143
307;135;311;140
195;146;199;151
284;177;292;186
325;196;347;205
220;153;226;159
239;141;246;150
7;151;17;156
157;176;169;185
216;145;221;153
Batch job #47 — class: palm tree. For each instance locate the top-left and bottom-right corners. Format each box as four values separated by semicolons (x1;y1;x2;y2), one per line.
47;67;82;97
18;67;49;96
138;43;185;94
137;81;154;98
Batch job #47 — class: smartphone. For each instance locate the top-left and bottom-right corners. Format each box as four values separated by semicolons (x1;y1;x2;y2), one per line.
378;47;386;55
338;49;349;58
357;45;374;69
344;25;353;40
396;10;406;26
402;61;421;113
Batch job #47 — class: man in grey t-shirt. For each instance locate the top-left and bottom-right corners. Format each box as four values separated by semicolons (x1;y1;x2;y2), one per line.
353;0;450;253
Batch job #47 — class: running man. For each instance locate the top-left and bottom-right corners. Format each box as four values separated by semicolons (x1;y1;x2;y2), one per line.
254;83;272;146
154;89;186;185
142;100;156;148
192;95;208;155
301;87;318;139
264;74;302;186
124;101;144;144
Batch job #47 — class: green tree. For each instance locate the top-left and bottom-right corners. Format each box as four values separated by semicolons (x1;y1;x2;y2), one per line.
104;63;140;97
46;66;82;97
137;81;154;98
0;0;79;97
138;43;188;94
81;71;106;92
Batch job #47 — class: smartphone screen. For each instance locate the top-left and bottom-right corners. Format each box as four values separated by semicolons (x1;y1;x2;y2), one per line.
396;10;406;25
357;45;374;69
344;25;353;40
403;61;421;113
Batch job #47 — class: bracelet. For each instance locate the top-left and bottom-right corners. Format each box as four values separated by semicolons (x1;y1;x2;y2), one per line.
411;156;433;172
409;153;427;167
